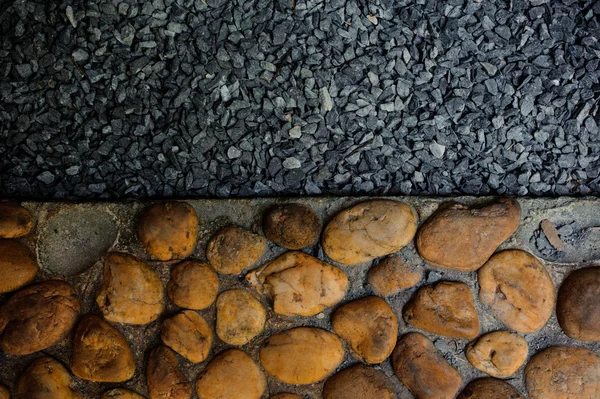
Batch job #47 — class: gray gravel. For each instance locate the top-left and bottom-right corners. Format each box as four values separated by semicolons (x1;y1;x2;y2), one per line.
1;0;600;198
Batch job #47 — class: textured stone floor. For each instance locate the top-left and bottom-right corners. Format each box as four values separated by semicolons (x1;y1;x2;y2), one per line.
0;196;599;398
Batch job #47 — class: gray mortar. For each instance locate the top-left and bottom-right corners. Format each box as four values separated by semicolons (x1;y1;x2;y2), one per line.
1;196;599;399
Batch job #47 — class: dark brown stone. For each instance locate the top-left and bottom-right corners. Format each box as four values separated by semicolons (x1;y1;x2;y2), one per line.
557;267;600;341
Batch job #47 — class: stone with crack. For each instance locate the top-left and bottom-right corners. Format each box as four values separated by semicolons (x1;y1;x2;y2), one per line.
15;357;83;399
246;251;348;316
146;346;192;399
161;310;212;363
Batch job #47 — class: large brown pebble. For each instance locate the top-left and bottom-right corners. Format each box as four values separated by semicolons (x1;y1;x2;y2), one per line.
367;254;423;296
0;202;33;238
0;239;38;294
269;394;303;399
96;252;165;325
403;281;479;338
260;327;345;384
138;201;198;261
216;290;266;346
557;267;600;341
323;364;396;399
525;346;600;399
161;310;212;363
15;357;82;399
167;260;219;310
392;332;462;399
206;225;267;275
331;296;397;364
478;249;554;333
147;346;192;399
246;251;348;316
101;388;147;399
71;315;135;382
263;203;322;249
465;331;528;378
0;384;9;399
196;349;266;399
457;378;524;399
0;280;80;355
416;198;521;272
322;200;418;265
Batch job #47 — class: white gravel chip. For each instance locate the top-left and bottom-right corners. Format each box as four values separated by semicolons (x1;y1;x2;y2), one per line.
289;126;302;138
319;87;333;111
430;141;446;159
283;157;301;169
227;147;241;159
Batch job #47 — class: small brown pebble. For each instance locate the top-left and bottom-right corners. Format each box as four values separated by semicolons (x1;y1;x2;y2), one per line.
196;349;266;399
101;388;147;399
147;346;192;399
525;346;600;399
263;203;322;249
0;239;38;294
416;198;521;272
167;260;219;310
71;315;135;382
323;364;396;399
465;331;528;378
478;249;554;333
0;280;80;355
367;254;423;296
392;332;462;399
457;378;524;399
161;310;212;363
206;225;267;275
403;281;479;339
269;394;304;399
0;384;9;399
246;251;348;316
540;219;566;251
557;267;600;341
260;327;345;385
96;252;165;325
331;296;397;364
138;201;198;261
0;202;33;238
216;290;266;346
15;357;82;399
322;200;418;265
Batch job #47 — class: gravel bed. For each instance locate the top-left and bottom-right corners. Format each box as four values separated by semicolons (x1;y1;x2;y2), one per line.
1;0;599;198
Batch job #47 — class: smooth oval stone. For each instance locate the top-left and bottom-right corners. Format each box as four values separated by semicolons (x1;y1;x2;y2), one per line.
392;332;462;399
403;281;480;338
322;200;418;265
138;201;198;261
216;290;266;346
246;251;348;316
146;346;192;399
457;378;525;399
367;254;423;296
206;225;267;275
96;252;165;325
167;260;219;310
0;239;38;294
161;310;212;363
71;315;135;382
263;203;322;250
466;331;528;378
416;198;521;272
323;364;396;399
259;327;345;384
525;346;600;399
479;249;554;333
0;202;33;238
196;349;266;399
332;296;397;364
0;280;80;355
557;267;600;341
15;357;83;399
